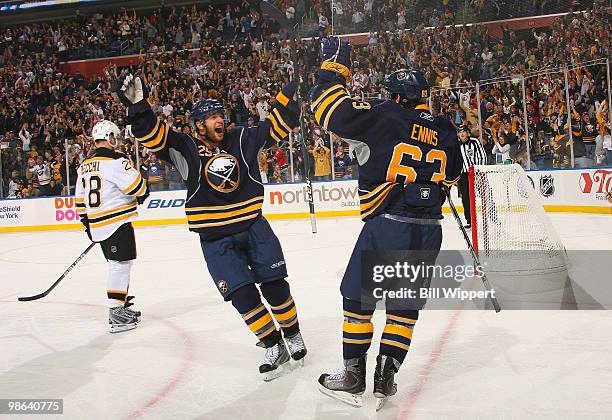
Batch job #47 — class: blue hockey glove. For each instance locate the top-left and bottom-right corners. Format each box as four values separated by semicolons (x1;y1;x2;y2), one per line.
319;36;352;82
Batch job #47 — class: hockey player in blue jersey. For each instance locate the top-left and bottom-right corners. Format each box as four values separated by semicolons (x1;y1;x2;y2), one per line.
115;74;306;381
310;36;462;409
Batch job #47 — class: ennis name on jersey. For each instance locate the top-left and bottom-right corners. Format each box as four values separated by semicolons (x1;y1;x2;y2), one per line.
127;91;297;240
309;82;462;219
75;148;148;241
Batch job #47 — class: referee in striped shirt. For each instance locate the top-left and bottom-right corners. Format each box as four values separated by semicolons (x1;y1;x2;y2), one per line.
458;125;487;228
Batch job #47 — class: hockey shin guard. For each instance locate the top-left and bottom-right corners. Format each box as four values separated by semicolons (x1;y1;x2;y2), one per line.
260;279;300;337
107;260;132;308
342;298;374;360
231;284;281;348
379;310;419;364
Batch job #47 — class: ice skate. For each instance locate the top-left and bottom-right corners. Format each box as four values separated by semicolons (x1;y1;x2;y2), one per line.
259;339;291;381
374;355;400;411
285;331;307;366
124;296;141;320
108;306;139;333
318;355;366;407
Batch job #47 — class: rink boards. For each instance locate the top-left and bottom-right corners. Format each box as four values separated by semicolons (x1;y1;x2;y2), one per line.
1;167;610;232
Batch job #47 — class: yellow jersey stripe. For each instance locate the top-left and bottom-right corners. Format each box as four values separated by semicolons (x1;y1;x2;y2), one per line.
361;187;394;218
273;306;297;322
322;95;350;130
359;182;393;200
90;211;137;228
270;297;294;311
149;125;169;153
134;180;148;197
269;129;282;143
276;91;289;106
122;176;143;194
186;202;263;222
380;339;410;351
272;108;292;133
343;310;373;320
89;202;137;219
107;289;128;295
142;122;166;148
343;338;372;345
443;174;461;187
383;324;414;339
137;118;161;142
267;113;287;138
311;84;344;110
315;90;347;124
256;325;277;339
386;314;417;325
249;313;274;332
187;196;264;212
242;304;266;321
188;212;260;229
360;184;394;212
343;321;374;334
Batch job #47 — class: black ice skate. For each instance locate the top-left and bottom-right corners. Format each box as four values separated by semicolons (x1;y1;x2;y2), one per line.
259;339;290;381
284;331;307;366
318;355;366;407
108;306;139;333
373;355;400;411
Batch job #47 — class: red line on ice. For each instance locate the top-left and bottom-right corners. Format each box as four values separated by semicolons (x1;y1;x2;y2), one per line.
127;315;194;419
3;300;193;419
396;310;462;420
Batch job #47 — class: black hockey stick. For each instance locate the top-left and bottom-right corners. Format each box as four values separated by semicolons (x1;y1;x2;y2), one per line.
260;0;317;233
445;187;501;312
18;242;96;302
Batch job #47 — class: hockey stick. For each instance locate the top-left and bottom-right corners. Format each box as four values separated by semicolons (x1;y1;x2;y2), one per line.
445;187;502;313
260;0;317;233
18;242;96;302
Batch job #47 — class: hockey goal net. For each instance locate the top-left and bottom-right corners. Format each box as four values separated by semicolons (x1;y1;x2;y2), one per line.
468;164;567;274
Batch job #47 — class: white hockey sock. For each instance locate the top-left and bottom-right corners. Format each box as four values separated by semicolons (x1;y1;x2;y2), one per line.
107;260;133;308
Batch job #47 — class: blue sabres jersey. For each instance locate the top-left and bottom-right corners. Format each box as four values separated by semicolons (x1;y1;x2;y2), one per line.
127;94;297;240
309;81;462;219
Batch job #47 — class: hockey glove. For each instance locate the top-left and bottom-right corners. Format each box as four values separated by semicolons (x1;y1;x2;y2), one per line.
80;214;93;241
319;36;352;83
117;74;147;107
136;184;150;205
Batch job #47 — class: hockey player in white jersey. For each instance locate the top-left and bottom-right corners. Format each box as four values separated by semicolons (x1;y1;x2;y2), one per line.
75;120;150;333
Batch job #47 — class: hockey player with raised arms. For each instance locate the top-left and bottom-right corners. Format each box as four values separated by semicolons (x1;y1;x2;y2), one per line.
115;74;306;380
75;120;150;333
309;37;462;409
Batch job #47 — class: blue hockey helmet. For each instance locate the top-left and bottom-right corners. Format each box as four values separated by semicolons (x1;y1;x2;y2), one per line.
384;69;429;105
190;99;225;130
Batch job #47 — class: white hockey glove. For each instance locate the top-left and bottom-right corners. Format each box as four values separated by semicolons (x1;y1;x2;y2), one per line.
117;74;145;106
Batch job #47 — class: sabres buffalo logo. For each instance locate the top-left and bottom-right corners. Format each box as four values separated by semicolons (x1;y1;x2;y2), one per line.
204;154;240;193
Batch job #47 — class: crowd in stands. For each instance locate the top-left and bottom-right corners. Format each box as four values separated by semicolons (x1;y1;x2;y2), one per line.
0;1;610;199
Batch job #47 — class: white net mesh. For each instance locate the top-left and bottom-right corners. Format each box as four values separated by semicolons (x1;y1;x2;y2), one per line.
470;164;568;275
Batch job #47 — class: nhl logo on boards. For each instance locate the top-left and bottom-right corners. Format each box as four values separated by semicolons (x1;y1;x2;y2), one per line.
420;188;431;200
539;175;555;197
205;154;240;193
217;280;228;294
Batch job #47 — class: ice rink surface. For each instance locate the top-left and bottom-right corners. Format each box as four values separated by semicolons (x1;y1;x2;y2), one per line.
1;213;612;420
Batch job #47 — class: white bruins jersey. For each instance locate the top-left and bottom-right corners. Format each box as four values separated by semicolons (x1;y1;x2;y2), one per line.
75;148;147;241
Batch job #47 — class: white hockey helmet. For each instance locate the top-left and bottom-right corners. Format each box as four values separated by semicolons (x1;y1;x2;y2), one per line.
91;120;121;147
